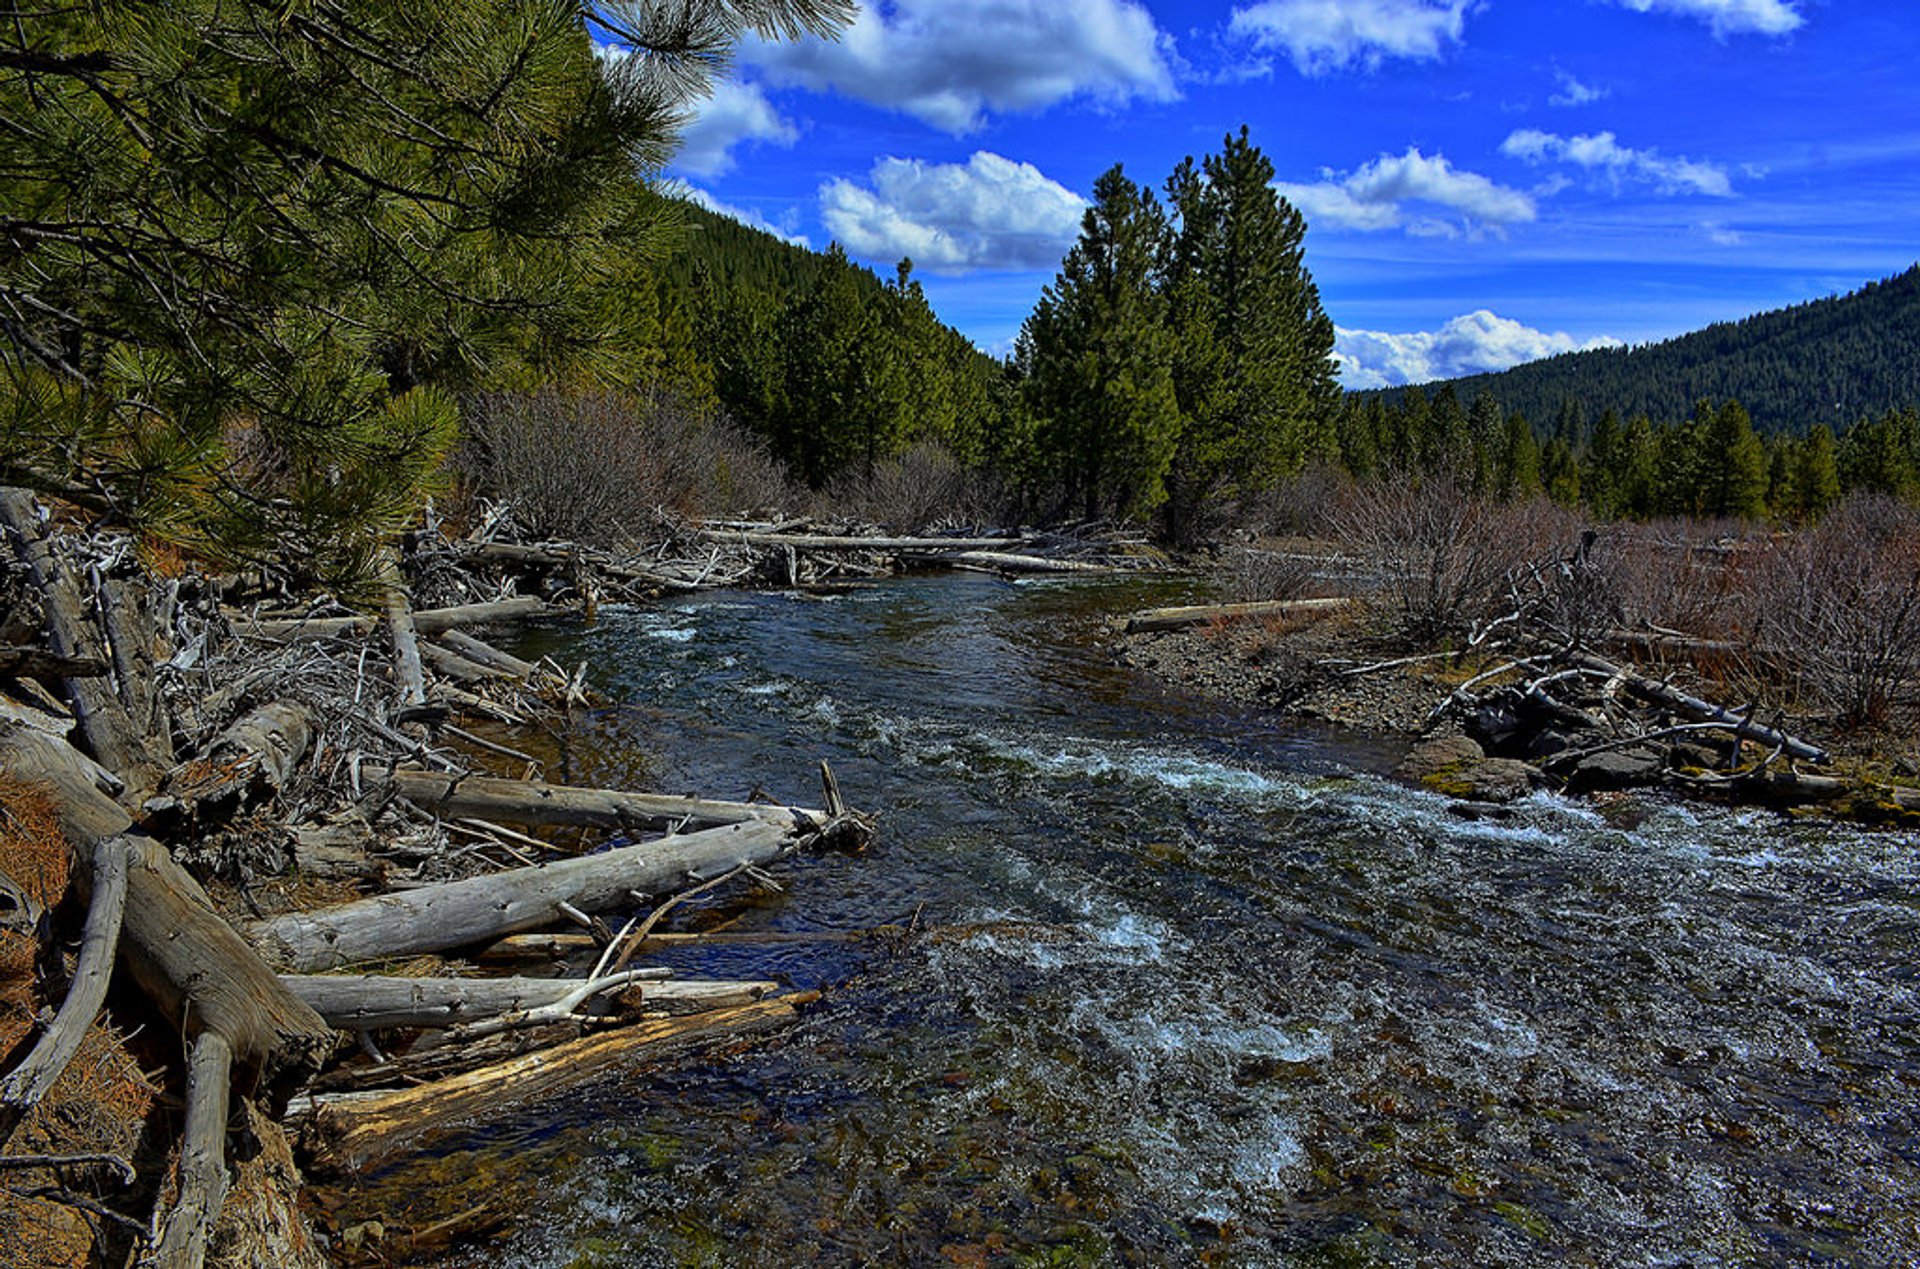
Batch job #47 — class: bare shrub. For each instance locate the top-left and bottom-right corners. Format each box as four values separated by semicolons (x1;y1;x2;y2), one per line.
1233;460;1352;539
459;388;796;544
821;441;1008;533
1329;476;1583;642
1212;546;1318;604
1602;518;1770;643
1759;495;1920;727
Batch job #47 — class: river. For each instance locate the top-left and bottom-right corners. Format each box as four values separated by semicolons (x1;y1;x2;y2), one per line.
362;573;1920;1267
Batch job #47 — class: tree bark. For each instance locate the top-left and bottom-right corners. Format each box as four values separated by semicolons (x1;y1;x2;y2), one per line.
250;817;798;972
281;973;774;1031
300;995;816;1177
1125;597;1353;634
150;1031;232;1269
436;630;538;679
233;597;551;642
367;767;822;833
0;645;107;680
0;835;129;1141
0;488;167;798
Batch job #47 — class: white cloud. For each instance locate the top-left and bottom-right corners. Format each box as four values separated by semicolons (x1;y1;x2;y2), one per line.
1276;147;1536;235
1228;0;1472;75
1699;221;1745;246
744;0;1178;134
1612;0;1803;38
1548;69;1607;107
820;152;1087;272
1336;312;1622;388
1502;129;1734;196
673;80;799;178
677;185;810;248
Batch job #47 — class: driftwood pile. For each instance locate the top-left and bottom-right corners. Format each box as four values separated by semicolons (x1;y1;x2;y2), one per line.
1125;550;1920;819
0;489;888;1266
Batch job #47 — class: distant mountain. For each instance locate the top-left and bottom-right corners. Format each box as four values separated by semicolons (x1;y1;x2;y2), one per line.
1369;266;1920;436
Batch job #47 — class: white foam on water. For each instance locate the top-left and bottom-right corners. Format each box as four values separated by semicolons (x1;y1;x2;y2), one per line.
644;626;695;643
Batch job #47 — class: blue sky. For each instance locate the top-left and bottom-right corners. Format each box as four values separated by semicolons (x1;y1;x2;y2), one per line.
645;0;1918;388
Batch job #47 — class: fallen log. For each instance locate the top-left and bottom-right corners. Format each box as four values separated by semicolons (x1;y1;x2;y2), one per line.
282;973;774;1031
149;701;314;825
0;724;333;1103
475;926;890;963
151;1030;233;1269
380;558;428;709
696;531;1024;551
250;817;799;972
912;549;1115;575
1125;596;1354;634
233;597;552;642
436;630;538;679
0;835;128;1142
0;645;107;680
367;767;823;833
419;641;516;685
299;994;816;1177
0;488;168;798
1568;650;1829;765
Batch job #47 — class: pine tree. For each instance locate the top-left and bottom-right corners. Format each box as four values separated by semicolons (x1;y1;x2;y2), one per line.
1797;424;1842;519
1698;399;1769;518
0;0;851;584
1020;166;1180;521
1160;128;1339;541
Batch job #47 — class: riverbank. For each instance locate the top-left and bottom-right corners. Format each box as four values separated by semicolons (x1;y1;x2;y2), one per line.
1110;591;1920;822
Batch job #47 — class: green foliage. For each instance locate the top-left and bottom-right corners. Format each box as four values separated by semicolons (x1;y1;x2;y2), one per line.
1018;165;1181;521
0;0;848;584
1160;128;1339;540
1367;266;1920;436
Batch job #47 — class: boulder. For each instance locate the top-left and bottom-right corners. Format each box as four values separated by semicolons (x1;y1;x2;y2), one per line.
1398;735;1540;804
1566;747;1664;791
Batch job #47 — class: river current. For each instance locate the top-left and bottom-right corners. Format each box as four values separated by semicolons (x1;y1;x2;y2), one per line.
377;573;1918;1267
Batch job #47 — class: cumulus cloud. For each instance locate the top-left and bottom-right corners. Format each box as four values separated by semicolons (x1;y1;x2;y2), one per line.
676;185;810;248
1502;129;1734;196
744;0;1177;134
1276;147;1535;236
1228;0;1472;74
820;152;1087;272
1612;0;1803;38
1548;69;1607;107
1336;312;1622;388
673;80;799;177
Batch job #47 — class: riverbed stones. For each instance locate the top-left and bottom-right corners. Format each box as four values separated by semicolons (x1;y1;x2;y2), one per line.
1565;747;1665;791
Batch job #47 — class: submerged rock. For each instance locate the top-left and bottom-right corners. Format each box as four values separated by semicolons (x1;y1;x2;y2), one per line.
1398;735;1540;804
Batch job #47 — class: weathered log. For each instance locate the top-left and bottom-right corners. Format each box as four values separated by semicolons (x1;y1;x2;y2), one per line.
0;488;167;798
149;701;313;824
1723;768;1920;812
292;819;384;883
1125;596;1354;634
436;630;537;679
93;573;173;765
0;645;107;680
234;597;551;642
1568;650;1830;764
151;1030;233;1269
697;530;1025;551
0;723;333;1103
475;927;884;963
913;549;1113;575
380;558;428;709
300;994;816;1176
281;973;774;1031
419;641;515;685
368;767;822;833
0;835;129;1139
250;817;798;972
430;684;526;724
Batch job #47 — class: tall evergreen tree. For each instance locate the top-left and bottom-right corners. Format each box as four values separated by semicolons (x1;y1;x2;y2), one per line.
1019;166;1180;521
0;0;851;583
1160;128;1338;540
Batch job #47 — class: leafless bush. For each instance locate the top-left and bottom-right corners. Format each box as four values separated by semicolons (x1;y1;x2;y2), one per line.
1232;460;1352;539
1329;476;1583;642
1212;547;1318;604
820;441;1008;533
1601;518;1770;643
1759;495;1920;727
458;388;795;544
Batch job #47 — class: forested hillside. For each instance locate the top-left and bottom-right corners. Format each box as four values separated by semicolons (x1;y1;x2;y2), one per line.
1377;266;1920;436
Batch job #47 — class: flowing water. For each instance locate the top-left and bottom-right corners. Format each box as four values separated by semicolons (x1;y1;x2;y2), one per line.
375;574;1919;1267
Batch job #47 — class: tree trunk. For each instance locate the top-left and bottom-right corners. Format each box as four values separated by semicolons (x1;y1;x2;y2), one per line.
233;597;551;642
368;767;822;833
1125;597;1353;634
250;818;798;972
300;995;816;1176
281;973;775;1031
